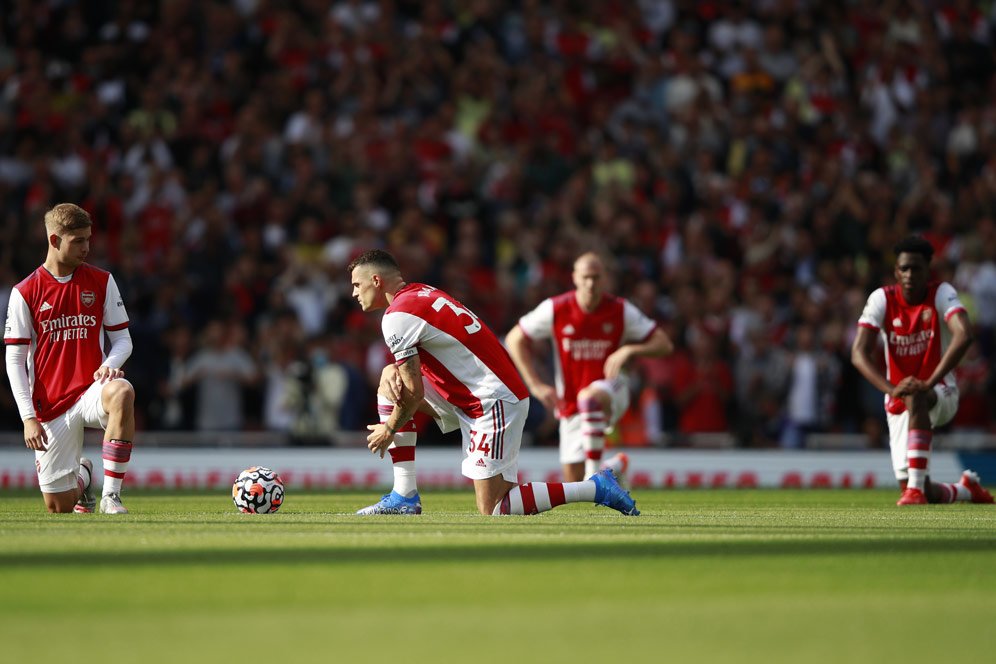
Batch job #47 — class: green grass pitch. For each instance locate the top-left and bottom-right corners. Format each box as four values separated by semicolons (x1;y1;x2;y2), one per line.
1;489;994;663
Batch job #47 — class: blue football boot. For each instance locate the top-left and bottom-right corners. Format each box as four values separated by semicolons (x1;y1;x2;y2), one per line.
356;491;423;515
592;469;640;516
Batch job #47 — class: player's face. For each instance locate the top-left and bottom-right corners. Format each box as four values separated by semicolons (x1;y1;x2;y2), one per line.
351;265;385;312
573;260;605;309
56;228;91;268
894;252;929;300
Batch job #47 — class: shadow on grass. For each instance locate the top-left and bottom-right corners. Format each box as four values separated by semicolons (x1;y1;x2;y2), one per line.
3;537;996;568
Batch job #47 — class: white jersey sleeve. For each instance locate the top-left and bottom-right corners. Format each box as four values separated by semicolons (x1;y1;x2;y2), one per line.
4;287;33;343
5;344;34;420
858;288;886;329
4;289;34;420
103;274;130;330
516;298;554;341
382;311;426;362
621;300;657;342
935;282;966;320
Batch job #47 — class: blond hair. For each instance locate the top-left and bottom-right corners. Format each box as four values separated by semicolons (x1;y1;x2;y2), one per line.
44;203;92;235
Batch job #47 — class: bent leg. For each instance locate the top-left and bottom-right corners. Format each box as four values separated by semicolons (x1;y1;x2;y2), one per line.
43;489;80;514
98;379;135;513
578;386;613;479
562;462;584;482
476;475;518;515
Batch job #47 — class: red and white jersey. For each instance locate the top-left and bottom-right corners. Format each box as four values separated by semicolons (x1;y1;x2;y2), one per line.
383;283;528;418
517;291;657;417
4;264;129;421
857;281;966;393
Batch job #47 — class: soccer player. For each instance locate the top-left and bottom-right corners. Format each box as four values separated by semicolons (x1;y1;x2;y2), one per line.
4;203;136;514
851;235;993;505
348;249;639;516
505;252;674;482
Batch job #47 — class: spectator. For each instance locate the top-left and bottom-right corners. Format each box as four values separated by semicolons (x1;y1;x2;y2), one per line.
183;320;258;431
0;1;993;445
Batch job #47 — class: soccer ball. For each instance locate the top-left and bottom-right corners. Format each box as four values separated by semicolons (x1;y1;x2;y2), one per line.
232;466;285;514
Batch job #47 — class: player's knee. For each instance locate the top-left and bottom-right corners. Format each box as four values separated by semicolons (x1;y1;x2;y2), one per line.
104;379;135;410
577;388;608;411
477;495;499;515
46;501;73;514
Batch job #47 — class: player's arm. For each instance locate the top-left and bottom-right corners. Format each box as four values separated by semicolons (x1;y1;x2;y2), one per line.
923;310;974;390
96;275;133;383
604;327;674;379
95;327;133;383
5;291;47;450
505;325;557;412
5;344;47;450
850;325;899;396
366;355;424;458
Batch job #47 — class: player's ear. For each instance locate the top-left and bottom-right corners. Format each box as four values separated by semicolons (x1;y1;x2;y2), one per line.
371;273;382;288
49;234;61;249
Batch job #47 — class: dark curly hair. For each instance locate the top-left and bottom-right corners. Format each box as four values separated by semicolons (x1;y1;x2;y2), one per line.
893;235;934;261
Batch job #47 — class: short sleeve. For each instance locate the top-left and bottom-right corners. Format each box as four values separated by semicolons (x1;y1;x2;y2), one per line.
857;288;886;330
517;299;554;341
103;274;130;331
935;282;966;321
621;300;657;343
4;288;32;344
382;311;425;363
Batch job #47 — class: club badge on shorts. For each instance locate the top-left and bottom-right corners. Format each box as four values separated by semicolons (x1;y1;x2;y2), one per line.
80;290;95;307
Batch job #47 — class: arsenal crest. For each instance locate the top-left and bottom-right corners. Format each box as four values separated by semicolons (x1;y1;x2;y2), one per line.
921;309;932;323
80;290;95;307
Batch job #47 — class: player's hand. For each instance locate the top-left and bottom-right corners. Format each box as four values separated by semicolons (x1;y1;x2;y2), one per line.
603;347;632;379
94;365;125;383
891;376;925;398
366;424;394;459
379;364;405;404
532;383;558;414
23;418;47;451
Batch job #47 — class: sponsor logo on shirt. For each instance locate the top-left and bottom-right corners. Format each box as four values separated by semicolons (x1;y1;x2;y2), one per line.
39;301;53;312
561;337;613;360
888;329;934;357
39;314;98;343
562;324;575;335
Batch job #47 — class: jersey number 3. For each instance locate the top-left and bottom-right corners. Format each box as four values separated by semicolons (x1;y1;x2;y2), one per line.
432;297;482;334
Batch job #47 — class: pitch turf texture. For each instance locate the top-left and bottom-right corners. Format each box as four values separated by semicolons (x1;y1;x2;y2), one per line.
2;490;994;663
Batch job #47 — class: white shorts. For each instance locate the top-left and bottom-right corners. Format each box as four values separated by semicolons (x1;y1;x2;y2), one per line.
35;380;120;493
886;383;959;481
421;378;528;482
559;377;630;465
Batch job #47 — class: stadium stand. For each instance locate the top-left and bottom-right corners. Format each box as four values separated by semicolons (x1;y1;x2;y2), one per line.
1;1;994;449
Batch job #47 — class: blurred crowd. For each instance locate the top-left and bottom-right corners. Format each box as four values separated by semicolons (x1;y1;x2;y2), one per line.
1;0;995;447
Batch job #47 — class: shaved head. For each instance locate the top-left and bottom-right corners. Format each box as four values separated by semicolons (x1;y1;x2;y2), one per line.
573;252;605;274
572;252;609;311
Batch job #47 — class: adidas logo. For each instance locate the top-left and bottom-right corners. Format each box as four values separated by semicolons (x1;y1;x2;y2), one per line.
562;324;575;335
39;302;53;312
475;458;487;467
